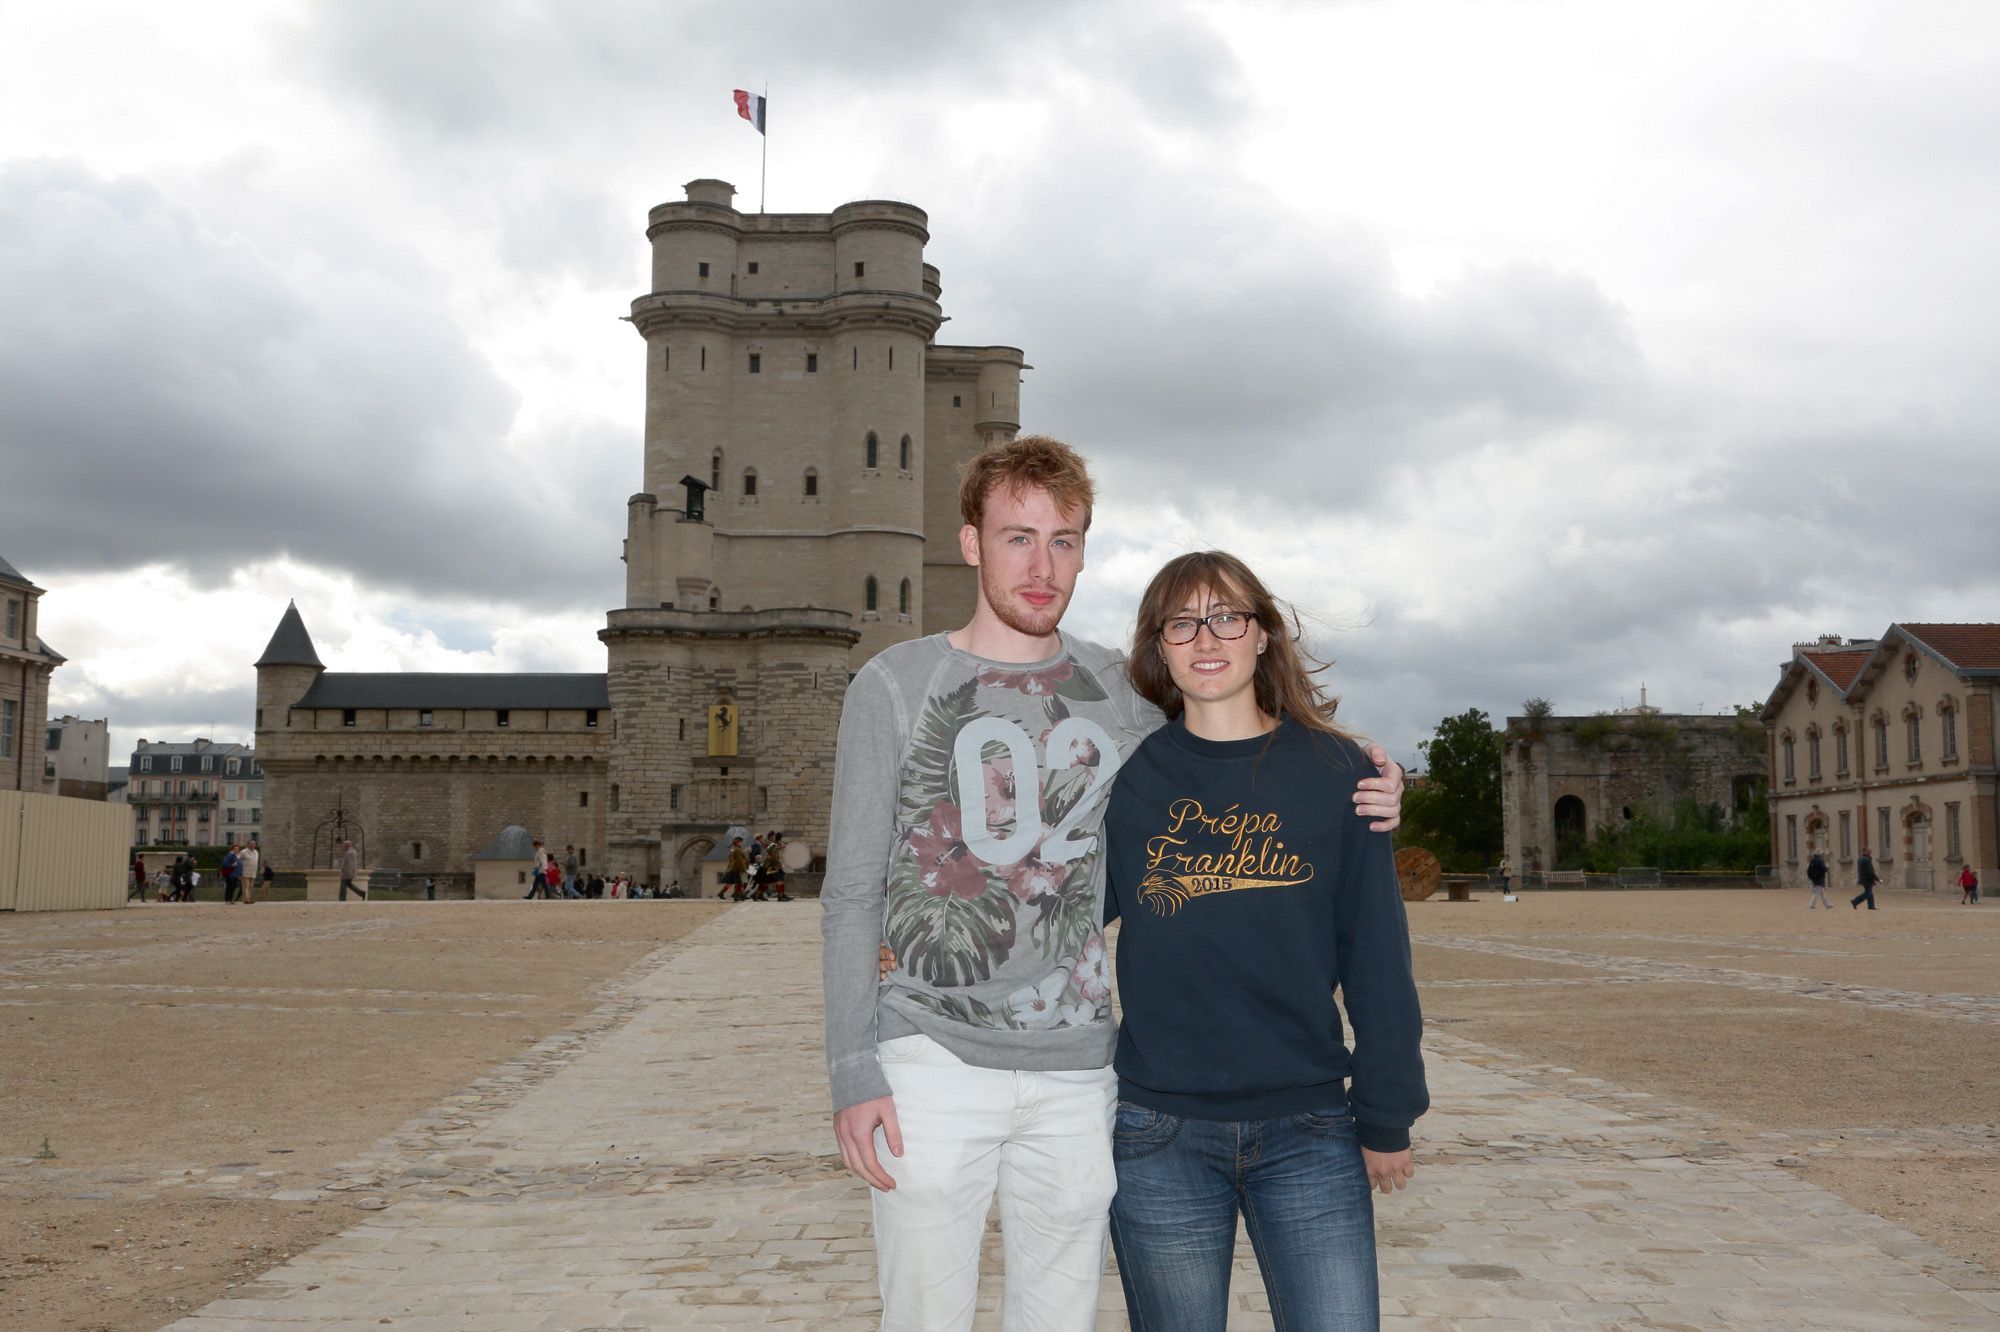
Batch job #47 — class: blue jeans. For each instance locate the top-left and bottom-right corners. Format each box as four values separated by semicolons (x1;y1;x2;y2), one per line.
1109;1101;1378;1331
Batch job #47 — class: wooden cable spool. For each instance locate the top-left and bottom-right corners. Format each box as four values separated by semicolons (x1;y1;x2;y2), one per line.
1395;846;1442;902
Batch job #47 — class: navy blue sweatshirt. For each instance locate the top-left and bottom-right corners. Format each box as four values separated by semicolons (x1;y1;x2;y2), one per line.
1104;716;1428;1153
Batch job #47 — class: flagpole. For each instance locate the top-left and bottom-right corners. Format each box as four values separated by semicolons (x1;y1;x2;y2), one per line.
759;82;768;214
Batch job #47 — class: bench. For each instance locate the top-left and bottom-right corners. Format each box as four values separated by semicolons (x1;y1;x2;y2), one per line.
1544;870;1587;889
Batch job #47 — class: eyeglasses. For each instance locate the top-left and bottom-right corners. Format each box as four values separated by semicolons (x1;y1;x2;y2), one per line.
1161;612;1252;645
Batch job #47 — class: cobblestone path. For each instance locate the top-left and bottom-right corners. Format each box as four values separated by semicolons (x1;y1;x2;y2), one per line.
163;907;1999;1331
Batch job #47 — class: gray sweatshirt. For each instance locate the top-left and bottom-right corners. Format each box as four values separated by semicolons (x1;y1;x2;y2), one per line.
821;632;1162;1113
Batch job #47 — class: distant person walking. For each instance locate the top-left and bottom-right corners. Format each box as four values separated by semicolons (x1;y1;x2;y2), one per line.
130;854;147;901
1961;864;1980;905
338;839;363;901
720;837;749;901
1851;851;1879;911
220;845;242;904
1805;851;1831;909
238;843;260;904
1498;855;1512;896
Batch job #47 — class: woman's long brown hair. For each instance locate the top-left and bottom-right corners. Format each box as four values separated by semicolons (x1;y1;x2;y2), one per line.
1127;551;1354;741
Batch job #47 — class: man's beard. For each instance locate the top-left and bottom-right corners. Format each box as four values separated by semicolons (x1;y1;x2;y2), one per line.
981;565;1066;638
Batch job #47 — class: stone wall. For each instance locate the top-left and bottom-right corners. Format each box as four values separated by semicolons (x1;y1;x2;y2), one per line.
1502;712;1767;873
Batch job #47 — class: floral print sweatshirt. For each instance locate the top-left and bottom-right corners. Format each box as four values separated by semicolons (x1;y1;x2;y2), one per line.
821;633;1161;1113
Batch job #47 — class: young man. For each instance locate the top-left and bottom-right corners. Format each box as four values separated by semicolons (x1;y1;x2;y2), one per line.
821;436;1405;1331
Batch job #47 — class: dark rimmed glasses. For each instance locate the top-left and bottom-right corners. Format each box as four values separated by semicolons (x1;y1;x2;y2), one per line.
1161;611;1252;645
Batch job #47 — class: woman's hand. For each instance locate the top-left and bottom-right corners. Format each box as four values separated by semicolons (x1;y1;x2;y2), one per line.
1361;1146;1415;1194
879;943;899;981
1355;745;1407;832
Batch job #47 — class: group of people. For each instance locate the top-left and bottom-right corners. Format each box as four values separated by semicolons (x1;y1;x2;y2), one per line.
520;838;649;899
718;831;792;902
822;436;1417;1331
130;844;265;903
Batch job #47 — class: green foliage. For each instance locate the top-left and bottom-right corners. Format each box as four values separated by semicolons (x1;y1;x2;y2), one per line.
1570;794;1770;873
1395;708;1504;872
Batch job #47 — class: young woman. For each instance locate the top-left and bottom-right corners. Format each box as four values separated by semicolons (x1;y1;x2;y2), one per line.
1103;550;1427;1331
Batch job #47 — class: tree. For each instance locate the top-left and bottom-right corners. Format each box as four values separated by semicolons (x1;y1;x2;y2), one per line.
1396;708;1504;872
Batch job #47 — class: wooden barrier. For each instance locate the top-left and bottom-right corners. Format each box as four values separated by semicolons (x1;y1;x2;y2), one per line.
0;790;130;912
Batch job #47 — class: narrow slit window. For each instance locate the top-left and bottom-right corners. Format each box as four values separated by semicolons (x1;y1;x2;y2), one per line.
748;353;761;374
698;261;709;278
806;352;818;373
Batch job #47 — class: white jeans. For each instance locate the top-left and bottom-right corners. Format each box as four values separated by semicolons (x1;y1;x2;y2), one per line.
872;1034;1118;1332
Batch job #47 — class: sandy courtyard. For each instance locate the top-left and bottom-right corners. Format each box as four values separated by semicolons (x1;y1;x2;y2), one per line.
1;888;1994;1330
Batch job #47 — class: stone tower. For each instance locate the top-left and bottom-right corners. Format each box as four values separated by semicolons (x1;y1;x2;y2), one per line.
254;601;324;855
620;179;1024;664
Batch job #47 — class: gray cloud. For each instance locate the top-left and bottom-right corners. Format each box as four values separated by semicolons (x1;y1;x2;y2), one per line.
0;160;623;609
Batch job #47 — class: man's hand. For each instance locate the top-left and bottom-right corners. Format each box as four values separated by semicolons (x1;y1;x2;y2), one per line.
834;1094;902;1191
1355;745;1406;832
1361;1146;1415;1194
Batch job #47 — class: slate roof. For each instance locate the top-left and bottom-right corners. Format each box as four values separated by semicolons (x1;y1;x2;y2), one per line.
256;601;325;669
474;824;538;861
1899;624;2000;673
294;673;611;711
0;553;38;589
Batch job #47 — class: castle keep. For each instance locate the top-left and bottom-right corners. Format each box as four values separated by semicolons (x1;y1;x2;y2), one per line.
256;180;1025;889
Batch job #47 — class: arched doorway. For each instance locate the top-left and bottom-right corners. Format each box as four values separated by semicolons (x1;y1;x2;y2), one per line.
1905;810;1932;890
1804;812;1829;859
1553;795;1588;868
677;837;714;897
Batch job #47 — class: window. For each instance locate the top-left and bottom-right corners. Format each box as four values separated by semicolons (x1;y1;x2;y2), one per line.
669;784;681;812
899;578;911;615
678;717;686;741
662;345;669;371
1834;724;1849;776
746;261;759;274
256;708;263;728
1942;705;1958;760
227;758;240;776
1786;815;1798;862
1878;807;1892;860
865;432;878;468
698;261;710;278
1805;726;1821;780
864;576;878;612
1905;709;1922;763
806;352;818;373
610;783;620;812
888;346;894;370
899;434;911;470
3;598;15;637
419;709;433;727
953;395;962;408
853;345;858;370
140;755;152;772
586;709;600;729
700;345;706;371
413;842;424;860
1838;811;1852;859
579;790;590;808
742;468;758;496
343;709;357;728
1946;802;1962;859
497;710;511;728
171;756;183;773
748;353;761;374
251;808;260;823
804;468;818;497
1781;733;1795;783
708;589;720;610
759;785;770;811
0;699;13;759
201;756;213;772
854;261;865;278
711;449;723;492
1873;715;1889;770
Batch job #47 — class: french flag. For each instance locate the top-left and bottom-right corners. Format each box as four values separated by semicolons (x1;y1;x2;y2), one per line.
732;90;766;135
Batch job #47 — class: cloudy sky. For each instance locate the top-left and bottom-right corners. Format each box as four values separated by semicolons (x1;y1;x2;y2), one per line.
5;0;1997;767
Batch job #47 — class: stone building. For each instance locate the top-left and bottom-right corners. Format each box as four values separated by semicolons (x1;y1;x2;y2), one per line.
0;554;63;794
1762;625;1999;890
43;714;110;800
1501;691;1768;873
256;179;1024;889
